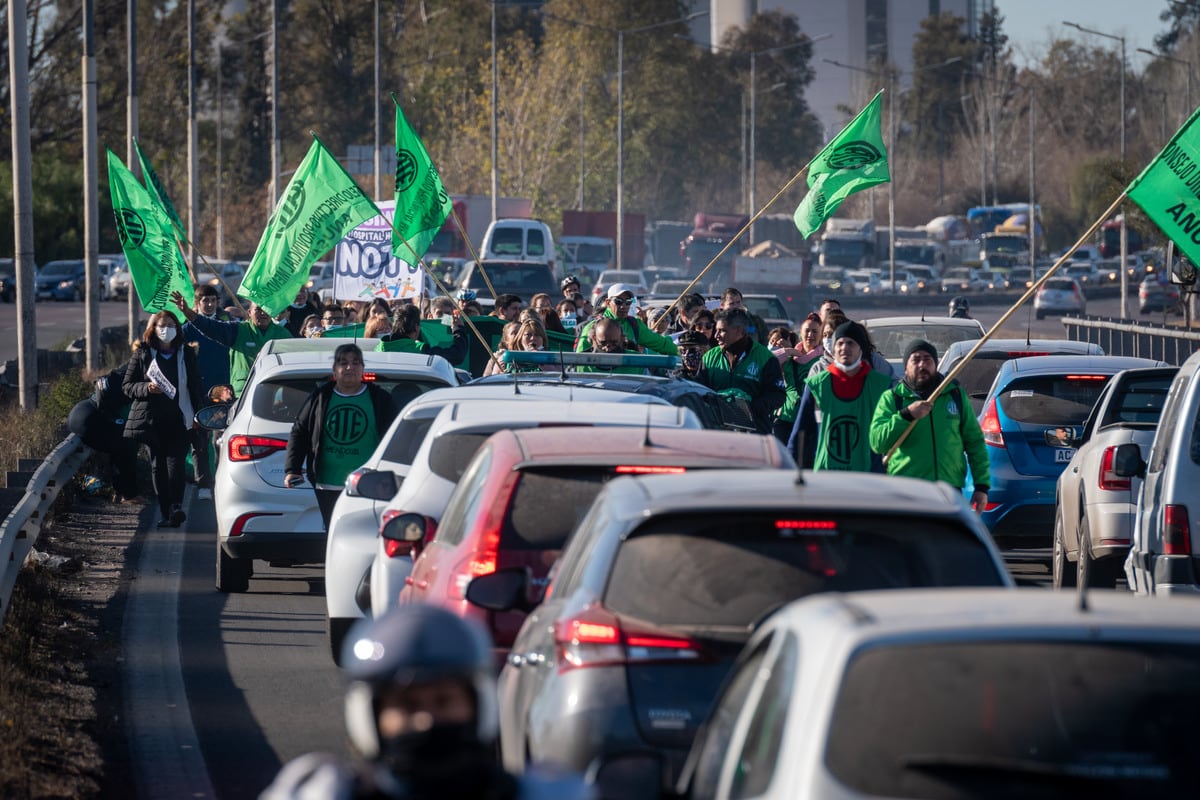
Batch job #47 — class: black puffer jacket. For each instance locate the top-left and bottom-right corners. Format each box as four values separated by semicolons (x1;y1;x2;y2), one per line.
122;341;204;446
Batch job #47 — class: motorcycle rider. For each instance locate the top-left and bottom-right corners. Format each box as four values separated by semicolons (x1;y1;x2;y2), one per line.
260;605;591;800
948;295;972;319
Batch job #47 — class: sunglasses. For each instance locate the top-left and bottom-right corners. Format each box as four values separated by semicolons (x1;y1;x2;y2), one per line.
611;298;632;306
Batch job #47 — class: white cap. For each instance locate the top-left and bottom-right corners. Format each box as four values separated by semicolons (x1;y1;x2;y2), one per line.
607;283;637;299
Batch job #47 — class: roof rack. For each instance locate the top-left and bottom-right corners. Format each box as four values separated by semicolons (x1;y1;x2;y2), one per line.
501;351;679;370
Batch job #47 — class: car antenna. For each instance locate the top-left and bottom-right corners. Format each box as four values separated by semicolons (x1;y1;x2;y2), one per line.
558;348;568;382
1025;298;1033;346
920;307;927;322
1077;547;1090;613
510;360;521;395
794;432;806;485
642;403;655;448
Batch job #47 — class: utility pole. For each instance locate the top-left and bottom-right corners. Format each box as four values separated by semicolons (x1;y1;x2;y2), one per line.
187;0;198;271
83;0;100;372
10;0;37;408
127;0;140;347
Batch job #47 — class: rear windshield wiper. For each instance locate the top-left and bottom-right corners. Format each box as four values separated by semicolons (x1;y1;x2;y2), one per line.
900;753;1170;782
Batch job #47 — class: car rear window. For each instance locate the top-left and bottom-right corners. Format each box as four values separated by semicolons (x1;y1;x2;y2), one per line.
825;641;1200;799
380;412;439;465
251;379;442;424
998;375;1110;426
1042;278;1075;291
502;467;632;551
871;325;982;362
604;513;1003;629
426;432;492;481
1100;375;1172;426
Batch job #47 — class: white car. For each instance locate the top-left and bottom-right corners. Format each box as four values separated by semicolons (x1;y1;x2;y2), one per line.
661;588;1200;800
323;383;684;661
206;338;458;594
862;315;985;370
364;400;701;631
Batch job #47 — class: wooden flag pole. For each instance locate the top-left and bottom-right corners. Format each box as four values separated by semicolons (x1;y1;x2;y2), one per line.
447;207;499;301
881;190;1128;465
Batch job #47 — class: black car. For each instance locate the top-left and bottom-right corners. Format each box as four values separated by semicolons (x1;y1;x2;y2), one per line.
0;259;15;303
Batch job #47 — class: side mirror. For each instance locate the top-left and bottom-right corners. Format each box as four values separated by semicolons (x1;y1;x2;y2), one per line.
379;512;436;558
345;468;400;500
586;750;675;800
465;567;535;613
195;403;231;431
1112;442;1146;479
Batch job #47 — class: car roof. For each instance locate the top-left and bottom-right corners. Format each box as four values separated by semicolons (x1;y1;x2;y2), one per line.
502;426;786;467
426;398;700;433
939;338;1103;366
248;347;459;384
774;587;1200;638
863;316;984;329
398;383;673;414
597;469;969;522
994;354;1167;378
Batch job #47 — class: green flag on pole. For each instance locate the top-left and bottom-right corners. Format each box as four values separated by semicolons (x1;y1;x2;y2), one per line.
239;136;382;315
793;90;890;239
392;97;453;267
106;148;194;319
1127;104;1200;269
133;138;185;235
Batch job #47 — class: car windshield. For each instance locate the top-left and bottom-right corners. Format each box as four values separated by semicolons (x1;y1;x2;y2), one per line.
742;297;787;319
604;512;1003;631
40;261;80;277
869;324;982;362
983;235;1028;253
895;244;937;264
812;268;845;282
571;243;612;262
825;640;1200;799
822;240;870;264
998;374;1112;426
490;228;525;256
465;263;555;295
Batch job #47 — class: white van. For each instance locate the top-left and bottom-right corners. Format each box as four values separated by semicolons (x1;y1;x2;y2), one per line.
480;218;555;271
1120;348;1200;595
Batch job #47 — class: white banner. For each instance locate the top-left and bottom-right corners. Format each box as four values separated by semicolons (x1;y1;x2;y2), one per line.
332;200;427;302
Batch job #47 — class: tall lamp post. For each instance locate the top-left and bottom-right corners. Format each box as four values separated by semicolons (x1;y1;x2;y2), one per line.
617;11;708;270
1138;47;1192;128
1064;20;1128;316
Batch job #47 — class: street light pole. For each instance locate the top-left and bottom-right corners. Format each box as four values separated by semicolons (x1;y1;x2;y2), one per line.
616;11;708;271
1065;20;1127;316
1139;47;1193;129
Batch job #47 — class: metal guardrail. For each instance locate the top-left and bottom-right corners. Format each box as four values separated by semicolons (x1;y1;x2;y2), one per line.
0;434;90;624
1062;315;1200;365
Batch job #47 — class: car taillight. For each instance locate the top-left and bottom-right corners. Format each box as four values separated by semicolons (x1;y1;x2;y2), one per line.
980;398;1004;448
1098;446;1132;491
361;372;376;382
613;465;687;475
553;604;703;672
1064;375;1108;381
228;434;288;462
1163;505;1192;555
450;522;502;600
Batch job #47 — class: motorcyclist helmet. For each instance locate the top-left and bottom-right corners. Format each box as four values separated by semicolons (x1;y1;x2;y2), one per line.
949;295;970;317
455;288;477;303
560;274;581;291
341;604;498;761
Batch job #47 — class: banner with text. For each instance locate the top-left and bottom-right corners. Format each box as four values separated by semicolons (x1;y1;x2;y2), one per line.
1127;103;1200;269
333;200;428;301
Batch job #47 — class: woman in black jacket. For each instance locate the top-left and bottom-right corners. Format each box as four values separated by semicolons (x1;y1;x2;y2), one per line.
124;310;204;528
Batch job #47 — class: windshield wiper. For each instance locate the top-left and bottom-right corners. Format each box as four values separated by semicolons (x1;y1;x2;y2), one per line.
900;753;1169;782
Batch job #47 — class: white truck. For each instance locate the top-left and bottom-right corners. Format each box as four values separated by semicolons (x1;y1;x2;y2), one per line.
819;218;877;271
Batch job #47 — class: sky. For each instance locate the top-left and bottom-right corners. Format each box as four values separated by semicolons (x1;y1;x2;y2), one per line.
996;0;1169;70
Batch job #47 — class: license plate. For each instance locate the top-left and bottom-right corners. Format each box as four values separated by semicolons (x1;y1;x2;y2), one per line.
1055;449;1076;463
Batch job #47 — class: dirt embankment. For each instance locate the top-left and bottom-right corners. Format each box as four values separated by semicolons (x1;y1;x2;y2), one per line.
0;488;144;799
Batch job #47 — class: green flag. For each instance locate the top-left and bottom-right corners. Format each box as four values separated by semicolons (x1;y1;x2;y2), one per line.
106;149;194;319
133;138;185;235
392;98;453;267
1127;104;1200;269
239;136;382;315
793;91;890;238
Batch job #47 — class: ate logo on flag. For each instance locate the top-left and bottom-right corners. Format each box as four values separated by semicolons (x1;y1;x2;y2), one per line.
395;150;419;192
828;140;883;171
274;183;308;237
116;209;147;248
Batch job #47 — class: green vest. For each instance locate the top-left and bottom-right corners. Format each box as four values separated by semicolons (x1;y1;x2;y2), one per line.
376;337;428;354
316;390;379;487
776;357;816;423
702;341;775;400
807;368;892;472
230;322;292;395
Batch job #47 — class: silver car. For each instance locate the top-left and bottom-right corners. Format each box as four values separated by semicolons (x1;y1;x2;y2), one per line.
207;339;458;593
1053;367;1175;589
1033;276;1086;319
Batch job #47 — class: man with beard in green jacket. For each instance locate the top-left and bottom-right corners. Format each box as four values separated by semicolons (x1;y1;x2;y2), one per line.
869;338;990;512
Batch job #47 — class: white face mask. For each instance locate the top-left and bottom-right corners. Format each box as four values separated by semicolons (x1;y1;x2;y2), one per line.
822;337;834;352
156;326;177;344
840;356;862;372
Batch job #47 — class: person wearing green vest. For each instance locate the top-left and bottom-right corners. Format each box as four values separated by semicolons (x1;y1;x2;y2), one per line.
376;303;468;363
697;308;785;434
171;290;292;396
575;316;647;375
574;284;677;356
283;343;398;531
805;321;892;472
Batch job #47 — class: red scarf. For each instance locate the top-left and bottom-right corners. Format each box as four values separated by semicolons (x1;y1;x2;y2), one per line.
827;361;873;400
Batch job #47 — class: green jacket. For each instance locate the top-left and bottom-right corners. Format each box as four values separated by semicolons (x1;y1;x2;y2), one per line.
574;309;678;355
869;380;991;491
700;340;786;433
807;367;892;472
188;313;292;396
776;356;817;424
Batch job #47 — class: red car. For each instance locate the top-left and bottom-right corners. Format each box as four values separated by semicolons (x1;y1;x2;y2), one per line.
389;426;792;659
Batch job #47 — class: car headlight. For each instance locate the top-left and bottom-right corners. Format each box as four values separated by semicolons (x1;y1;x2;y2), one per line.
58;280;74;289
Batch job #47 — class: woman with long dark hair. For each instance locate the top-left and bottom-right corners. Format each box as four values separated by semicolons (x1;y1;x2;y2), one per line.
123;310;204;528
